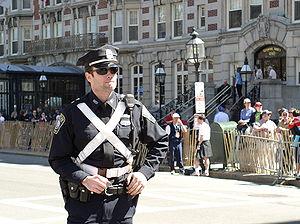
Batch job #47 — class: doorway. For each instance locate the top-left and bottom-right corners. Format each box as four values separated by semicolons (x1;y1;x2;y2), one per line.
254;45;286;81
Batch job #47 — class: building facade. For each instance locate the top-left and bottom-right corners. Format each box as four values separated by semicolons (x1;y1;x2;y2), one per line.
0;0;299;115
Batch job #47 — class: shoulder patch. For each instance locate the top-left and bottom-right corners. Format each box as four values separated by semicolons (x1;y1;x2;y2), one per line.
142;105;156;124
53;114;66;134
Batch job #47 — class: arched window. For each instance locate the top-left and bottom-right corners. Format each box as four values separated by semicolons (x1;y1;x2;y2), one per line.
153;63;165;105
131;65;143;101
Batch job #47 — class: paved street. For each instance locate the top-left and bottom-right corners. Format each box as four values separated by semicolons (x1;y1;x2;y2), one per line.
0;152;300;224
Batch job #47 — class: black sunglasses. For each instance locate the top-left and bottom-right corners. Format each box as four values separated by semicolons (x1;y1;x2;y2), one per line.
93;67;118;76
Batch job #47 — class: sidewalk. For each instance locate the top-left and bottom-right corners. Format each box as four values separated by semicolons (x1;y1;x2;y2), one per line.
159;165;300;188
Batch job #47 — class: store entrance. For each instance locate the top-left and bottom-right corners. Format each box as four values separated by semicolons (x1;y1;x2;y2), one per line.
254;45;286;81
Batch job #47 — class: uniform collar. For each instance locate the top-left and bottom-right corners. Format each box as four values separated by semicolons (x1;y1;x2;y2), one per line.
88;91;119;110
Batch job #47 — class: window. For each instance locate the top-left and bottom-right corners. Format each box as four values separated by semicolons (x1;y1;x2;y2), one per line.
250;0;262;19
294;0;300;22
23;27;31;53
0;80;9;116
116;67;123;94
199;60;214;82
74;19;83;35
87;16;97;33
12;0;18;10
172;3;183;38
0;31;4;56
11;27;18;54
132;65;143;101
0;6;4;15
23;0;31;9
156;6;166;39
43;24;50;39
128;11;138;42
176;62;189;101
228;0;242;29
113;10;122;43
56;0;62;4
198;6;206;28
54;22;62;37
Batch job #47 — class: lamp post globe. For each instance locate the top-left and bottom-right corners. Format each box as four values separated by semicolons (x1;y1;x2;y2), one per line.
155;61;166;119
186;28;205;81
240;54;252;98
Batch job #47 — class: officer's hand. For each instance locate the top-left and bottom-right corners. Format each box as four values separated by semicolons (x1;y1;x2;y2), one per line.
82;175;110;194
126;172;147;196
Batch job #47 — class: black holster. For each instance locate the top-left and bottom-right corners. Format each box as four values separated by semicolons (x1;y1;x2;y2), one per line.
59;177;69;203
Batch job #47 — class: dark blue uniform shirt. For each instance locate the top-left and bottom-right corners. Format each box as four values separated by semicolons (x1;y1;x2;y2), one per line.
49;91;168;184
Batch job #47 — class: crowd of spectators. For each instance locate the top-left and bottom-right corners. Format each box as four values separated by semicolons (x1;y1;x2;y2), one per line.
1;106;61;125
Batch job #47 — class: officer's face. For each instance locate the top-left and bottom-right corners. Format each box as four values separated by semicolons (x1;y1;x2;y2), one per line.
86;66;118;93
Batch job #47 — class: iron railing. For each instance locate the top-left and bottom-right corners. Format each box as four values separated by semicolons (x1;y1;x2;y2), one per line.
26;33;108;55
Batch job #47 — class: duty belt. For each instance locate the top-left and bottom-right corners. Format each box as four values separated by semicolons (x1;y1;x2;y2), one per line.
67;182;127;202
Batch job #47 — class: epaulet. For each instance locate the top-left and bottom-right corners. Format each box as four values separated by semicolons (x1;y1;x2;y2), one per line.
70;97;81;104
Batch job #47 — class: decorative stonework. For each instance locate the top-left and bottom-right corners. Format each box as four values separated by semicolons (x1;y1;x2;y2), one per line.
257;15;270;39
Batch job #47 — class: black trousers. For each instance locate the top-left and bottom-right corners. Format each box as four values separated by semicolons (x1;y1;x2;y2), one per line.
236;84;243;99
65;194;139;224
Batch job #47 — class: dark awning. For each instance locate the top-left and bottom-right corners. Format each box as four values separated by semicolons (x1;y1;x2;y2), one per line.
0;64;84;76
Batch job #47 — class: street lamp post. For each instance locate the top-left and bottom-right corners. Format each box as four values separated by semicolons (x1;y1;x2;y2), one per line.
155;61;166;119
240;53;252;98
186;28;205;81
39;74;47;109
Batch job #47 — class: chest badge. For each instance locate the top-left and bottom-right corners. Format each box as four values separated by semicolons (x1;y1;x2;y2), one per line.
53;114;66;134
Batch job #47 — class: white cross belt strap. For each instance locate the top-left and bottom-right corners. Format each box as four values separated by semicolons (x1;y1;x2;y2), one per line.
76;102;133;165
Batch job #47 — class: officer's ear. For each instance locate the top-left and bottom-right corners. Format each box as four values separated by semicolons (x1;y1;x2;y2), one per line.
85;71;94;83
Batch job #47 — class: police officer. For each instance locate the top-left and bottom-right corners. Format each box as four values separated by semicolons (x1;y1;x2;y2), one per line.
48;44;168;224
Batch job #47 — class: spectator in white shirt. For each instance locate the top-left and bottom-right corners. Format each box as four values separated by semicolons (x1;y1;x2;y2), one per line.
214;106;229;123
193;114;213;176
255;65;263;79
268;66;277;79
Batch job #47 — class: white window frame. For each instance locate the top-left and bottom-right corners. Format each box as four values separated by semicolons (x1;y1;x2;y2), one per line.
112;10;123;44
249;0;263;20
155;6;166;40
43;24;51;39
128;10;139;43
227;0;242;31
175;61;189;98
54;22;62;37
292;0;300;23
10;27;18;55
198;5;206;29
87;16;97;33
296;58;300;85
172;3;183;39
11;0;18;11
199;59;214;82
131;65;144;101
74;18;83;35
22;0;31;9
22;27;31;54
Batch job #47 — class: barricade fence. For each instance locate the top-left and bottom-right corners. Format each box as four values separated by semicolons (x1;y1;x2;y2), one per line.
187;128;299;179
0;121;54;156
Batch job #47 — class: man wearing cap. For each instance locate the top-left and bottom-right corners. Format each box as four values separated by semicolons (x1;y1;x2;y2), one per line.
165;113;187;174
48;44;168;224
253;110;277;138
213;106;229;123
237;98;255;133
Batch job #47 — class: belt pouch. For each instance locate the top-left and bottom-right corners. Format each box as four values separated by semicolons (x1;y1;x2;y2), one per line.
68;182;79;199
79;186;89;202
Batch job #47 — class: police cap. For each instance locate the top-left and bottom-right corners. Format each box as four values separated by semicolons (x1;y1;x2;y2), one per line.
76;44;119;67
